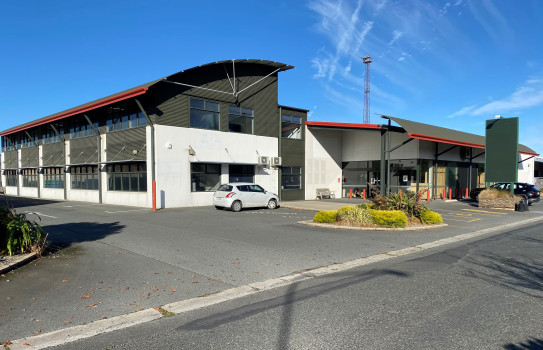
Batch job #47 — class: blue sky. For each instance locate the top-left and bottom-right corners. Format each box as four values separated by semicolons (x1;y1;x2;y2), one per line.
1;0;542;155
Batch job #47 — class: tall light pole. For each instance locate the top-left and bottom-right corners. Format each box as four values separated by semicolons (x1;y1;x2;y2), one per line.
362;56;372;124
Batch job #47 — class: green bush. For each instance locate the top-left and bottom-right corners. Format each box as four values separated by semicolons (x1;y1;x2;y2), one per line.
420;210;443;225
356;203;373;210
0;206;47;256
313;210;338;223
338;206;354;215
386;191;427;218
370;209;407;228
338;207;373;226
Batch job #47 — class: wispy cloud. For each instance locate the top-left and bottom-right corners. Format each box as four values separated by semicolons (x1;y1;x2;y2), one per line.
447;78;543;118
389;30;403;45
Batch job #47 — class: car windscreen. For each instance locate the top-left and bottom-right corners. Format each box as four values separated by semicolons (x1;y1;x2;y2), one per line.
217;185;233;192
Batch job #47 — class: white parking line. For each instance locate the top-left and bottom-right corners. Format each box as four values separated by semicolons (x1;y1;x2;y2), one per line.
105;209;149;214
25;211;58;219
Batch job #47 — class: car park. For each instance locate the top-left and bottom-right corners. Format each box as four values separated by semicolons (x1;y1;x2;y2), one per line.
469;182;540;204
212;183;279;212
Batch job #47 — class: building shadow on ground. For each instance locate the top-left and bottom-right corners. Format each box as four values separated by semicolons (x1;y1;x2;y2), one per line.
42;221;125;247
504;337;543;349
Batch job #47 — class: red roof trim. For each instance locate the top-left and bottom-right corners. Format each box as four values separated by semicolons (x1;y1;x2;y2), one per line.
0;87;148;136
519;150;540;156
305;121;381;130
409;133;485;149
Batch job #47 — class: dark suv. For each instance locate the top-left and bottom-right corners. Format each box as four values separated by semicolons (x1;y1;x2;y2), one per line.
470;182;540;204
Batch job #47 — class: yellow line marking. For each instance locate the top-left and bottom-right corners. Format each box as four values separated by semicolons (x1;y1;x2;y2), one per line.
461;208;507;215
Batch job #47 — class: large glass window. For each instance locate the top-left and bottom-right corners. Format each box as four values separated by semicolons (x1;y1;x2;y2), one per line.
5;170;18;187
107;162;147;192
228;105;253;134
70;122;98;139
22;169;38;187
106;112;146;132
229;165;254;183
190;98;220;130
281;114;302;139
191;163;221;192
70;165;99;190
44;167;65;189
282;166;302;190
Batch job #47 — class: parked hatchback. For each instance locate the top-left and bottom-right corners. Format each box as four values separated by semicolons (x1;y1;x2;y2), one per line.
470;182;540;204
213;183;279;212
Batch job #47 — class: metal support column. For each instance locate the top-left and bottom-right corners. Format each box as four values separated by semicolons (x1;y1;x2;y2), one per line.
84;114;102;204
135;99;155;209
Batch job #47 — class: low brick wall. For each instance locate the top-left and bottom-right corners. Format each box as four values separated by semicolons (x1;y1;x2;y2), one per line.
479;197;521;209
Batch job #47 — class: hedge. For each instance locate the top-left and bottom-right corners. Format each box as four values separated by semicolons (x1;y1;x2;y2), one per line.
313;210;339;223
369;209;407;228
420;210;443;225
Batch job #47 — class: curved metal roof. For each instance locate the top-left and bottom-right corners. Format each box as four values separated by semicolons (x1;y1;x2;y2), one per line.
1;59;293;136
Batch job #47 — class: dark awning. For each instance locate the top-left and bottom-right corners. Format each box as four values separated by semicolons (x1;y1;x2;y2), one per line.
382;115;538;156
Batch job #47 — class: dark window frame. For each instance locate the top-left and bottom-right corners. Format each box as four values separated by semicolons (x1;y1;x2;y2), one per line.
281;114;303;139
70;165;99;190
43;167;65;189
190;163;221;192
190;98;220;130
228;105;254;134
106;162;147;192
282;166;303;190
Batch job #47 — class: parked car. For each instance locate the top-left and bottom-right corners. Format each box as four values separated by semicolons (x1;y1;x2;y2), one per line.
470;182;540;204
212;183;279;212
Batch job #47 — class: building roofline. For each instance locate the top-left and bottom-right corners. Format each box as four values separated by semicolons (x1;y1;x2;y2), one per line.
305;121;381;130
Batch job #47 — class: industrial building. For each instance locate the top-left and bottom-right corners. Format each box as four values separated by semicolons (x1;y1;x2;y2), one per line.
1;59;539;208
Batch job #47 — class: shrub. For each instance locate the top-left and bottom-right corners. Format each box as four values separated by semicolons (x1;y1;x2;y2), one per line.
479;188;514;199
420;210;443;225
0;206;47;256
386;191;426;218
370;209;407;228
313;210;338;223
338;206;354;215
356;203;373;210
338;207;373;226
372;194;388;210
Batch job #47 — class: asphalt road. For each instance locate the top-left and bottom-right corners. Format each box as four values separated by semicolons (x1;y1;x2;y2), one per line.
49;221;543;350
1;196;542;345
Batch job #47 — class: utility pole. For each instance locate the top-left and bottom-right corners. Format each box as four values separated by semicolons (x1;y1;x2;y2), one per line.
362;56;372;124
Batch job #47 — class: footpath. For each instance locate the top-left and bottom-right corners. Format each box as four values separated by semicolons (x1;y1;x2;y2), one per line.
1;197;542;349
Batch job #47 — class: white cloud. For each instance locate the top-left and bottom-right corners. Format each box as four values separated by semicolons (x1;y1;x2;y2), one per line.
472;79;543;115
389;30;403;45
447;78;543;119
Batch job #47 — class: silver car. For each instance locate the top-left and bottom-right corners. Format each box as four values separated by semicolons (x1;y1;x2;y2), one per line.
212;183;279;212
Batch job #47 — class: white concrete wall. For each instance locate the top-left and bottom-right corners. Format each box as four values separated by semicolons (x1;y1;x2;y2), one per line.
154;125;279;208
305;128;342;199
418;140;485;163
517;154;535;184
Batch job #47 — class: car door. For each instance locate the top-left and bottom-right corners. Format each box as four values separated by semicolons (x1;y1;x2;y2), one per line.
249;184;267;206
235;185;254;207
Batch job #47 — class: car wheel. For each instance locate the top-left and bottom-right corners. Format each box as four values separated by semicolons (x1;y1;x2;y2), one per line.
267;199;277;210
231;201;242;212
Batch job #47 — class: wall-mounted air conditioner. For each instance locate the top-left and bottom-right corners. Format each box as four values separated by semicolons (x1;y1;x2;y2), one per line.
258;156;269;165
271;157;282;166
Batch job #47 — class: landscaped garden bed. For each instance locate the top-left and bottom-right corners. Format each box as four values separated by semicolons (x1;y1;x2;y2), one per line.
0;201;47;258
311;191;444;230
478;188;522;209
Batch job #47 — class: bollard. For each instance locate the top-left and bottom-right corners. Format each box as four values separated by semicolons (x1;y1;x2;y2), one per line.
442;188;446;200
152;181;157;212
449;188;452;200
363;189;366;200
465;188;469;198
349;188;353;199
427;189;430;202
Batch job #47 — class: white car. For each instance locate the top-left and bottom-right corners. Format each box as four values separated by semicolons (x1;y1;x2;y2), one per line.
213;183;279;212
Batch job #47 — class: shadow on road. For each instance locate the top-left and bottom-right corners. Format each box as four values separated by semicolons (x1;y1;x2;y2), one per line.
176;268;409;349
463;253;543;299
43;221;125;246
504;337;543;349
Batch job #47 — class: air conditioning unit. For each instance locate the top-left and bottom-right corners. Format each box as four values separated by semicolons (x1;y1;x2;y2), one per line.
258;156;269;165
271;157;282;166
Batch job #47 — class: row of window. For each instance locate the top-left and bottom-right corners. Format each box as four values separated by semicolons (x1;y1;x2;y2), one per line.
4;163;302;193
190;163;302;192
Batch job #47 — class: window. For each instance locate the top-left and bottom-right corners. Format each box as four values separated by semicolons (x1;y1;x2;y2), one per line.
43;129;65;144
190;98;220;130
282;166;302;189
228;105;253;134
5;170;18;187
107;162;147;192
229;165;254;183
191;163;221;192
70;122;98;139
281;114;302;139
106;112;146;132
22;169;38;187
70;165;99;190
44;167;65;189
